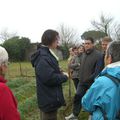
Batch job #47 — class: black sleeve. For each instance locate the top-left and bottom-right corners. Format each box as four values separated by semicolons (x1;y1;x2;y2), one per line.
35;58;68;86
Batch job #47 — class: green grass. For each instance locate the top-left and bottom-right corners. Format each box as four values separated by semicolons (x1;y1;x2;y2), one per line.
19;95;38;119
7;62;35;78
14;81;36;102
6;61;88;120
7;78;30;90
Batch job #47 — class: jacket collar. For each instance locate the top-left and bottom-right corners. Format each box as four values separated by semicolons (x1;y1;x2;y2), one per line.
107;61;120;68
85;48;94;55
39;45;50;55
41;45;59;61
49;49;59;61
0;76;7;83
100;61;120;80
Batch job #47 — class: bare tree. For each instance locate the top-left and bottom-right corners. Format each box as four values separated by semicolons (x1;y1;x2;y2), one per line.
91;13;114;36
57;24;80;99
114;24;120;40
58;24;79;47
0;28;17;43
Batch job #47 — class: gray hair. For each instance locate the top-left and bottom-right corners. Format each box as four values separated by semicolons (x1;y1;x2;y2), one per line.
0;46;8;66
107;41;120;62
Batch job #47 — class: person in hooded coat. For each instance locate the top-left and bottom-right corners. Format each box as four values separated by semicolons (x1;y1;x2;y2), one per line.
31;29;68;120
82;41;120;120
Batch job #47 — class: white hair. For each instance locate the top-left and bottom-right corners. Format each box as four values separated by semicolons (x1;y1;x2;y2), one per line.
0;46;8;66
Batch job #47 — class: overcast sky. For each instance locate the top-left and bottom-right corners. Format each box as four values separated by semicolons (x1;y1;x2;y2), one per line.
0;0;120;43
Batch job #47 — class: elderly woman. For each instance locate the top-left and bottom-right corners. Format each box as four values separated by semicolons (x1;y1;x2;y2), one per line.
0;46;20;120
31;29;68;120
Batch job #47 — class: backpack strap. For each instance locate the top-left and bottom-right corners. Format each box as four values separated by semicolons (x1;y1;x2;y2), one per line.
116;111;120;119
104;74;120;87
102;74;120;119
98;107;108;120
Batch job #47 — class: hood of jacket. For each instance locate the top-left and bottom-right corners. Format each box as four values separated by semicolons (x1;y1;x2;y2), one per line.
100;61;120;80
31;45;50;68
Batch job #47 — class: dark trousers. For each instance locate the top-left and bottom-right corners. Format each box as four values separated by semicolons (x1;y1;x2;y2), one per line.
72;78;79;90
40;110;57;120
73;82;91;116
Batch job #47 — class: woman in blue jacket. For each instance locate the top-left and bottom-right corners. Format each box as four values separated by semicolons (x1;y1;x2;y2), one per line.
82;41;120;120
31;29;68;120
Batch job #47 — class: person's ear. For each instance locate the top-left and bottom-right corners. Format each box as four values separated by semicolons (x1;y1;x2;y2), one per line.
0;65;4;76
0;64;7;76
109;55;112;63
104;54;112;66
107;55;112;64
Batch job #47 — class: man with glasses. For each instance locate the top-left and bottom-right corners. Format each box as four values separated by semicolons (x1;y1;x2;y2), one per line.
65;37;103;120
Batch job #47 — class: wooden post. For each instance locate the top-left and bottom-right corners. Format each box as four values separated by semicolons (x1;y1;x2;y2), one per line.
19;62;23;76
68;68;72;100
68;78;72;100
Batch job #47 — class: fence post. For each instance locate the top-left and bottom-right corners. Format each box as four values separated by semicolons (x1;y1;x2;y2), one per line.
19;62;23;76
68;78;72;100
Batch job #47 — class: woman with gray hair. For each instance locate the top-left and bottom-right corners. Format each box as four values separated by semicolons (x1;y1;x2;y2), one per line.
0;46;20;120
82;41;120;120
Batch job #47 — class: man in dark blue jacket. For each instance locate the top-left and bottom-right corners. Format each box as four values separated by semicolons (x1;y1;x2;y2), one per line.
31;29;68;120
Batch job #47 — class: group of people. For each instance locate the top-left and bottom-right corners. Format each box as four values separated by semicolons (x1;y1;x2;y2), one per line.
0;29;120;120
32;30;120;120
68;45;84;90
66;37;112;120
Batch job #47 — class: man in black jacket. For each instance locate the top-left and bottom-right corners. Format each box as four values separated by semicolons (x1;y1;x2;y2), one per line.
65;37;103;120
31;29;68;120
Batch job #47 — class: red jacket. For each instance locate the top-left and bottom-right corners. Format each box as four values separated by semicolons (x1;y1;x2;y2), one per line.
0;76;20;120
